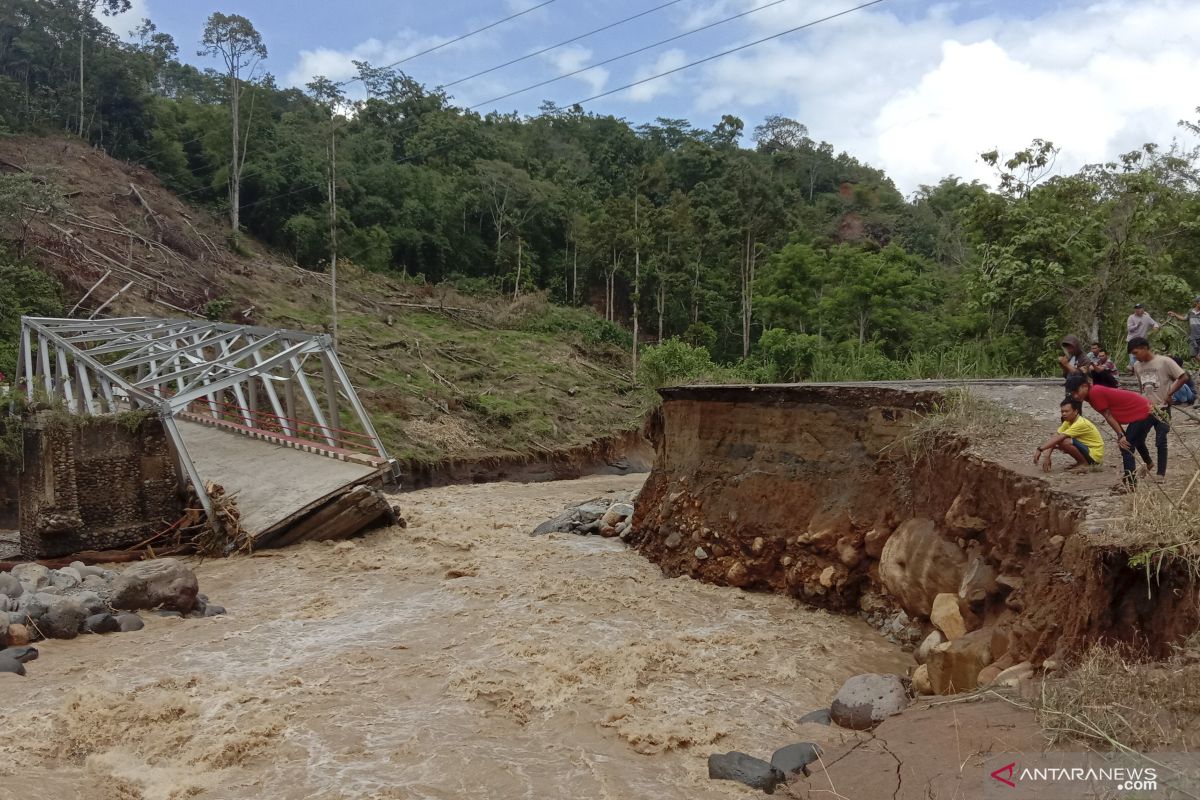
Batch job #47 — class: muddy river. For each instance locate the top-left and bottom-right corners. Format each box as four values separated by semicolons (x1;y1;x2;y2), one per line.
0;475;908;800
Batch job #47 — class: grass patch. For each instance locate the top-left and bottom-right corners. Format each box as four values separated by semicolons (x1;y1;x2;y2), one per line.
894;388;1019;461
1124;485;1200;586
1036;640;1200;750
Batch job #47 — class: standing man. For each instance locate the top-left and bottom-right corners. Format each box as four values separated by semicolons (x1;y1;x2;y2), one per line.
1129;336;1187;485
1065;374;1157;489
1166;297;1200;364
1126;303;1160;368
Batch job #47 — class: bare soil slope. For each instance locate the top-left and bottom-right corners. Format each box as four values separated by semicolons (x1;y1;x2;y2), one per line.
0;136;649;467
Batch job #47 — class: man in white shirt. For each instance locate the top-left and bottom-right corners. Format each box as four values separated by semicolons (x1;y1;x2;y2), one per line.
1126;303;1160;367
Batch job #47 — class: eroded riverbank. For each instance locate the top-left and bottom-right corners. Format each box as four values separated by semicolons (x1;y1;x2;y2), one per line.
0;474;908;800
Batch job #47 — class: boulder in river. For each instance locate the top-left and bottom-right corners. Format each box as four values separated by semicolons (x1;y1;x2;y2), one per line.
116;613;145;632
41;596;86;639
2;645;38;663
83;613;120;634
708;751;785;794
830;673;909;730
110;558;199;613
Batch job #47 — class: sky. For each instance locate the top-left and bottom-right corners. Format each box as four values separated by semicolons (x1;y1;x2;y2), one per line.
104;0;1200;195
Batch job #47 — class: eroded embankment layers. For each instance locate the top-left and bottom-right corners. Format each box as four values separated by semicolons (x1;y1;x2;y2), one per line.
631;385;1197;695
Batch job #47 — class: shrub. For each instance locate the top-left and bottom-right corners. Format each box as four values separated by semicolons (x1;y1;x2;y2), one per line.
0;262;61;379
638;338;717;388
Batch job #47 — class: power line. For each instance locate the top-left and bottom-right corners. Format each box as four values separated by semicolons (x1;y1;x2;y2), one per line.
469;0;798;110
218;0;891;217
335;0;559;88
441;0;686;90
569;0;888;106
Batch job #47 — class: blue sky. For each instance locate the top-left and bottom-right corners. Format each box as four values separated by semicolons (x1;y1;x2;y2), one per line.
110;0;1200;193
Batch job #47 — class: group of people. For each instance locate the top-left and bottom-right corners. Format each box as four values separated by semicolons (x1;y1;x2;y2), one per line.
1037;300;1200;490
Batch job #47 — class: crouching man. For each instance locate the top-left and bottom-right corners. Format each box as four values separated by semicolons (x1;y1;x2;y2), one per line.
1034;398;1105;473
1065;374;1156;489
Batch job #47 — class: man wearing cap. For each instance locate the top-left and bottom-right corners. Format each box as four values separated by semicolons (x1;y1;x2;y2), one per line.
1065;374;1156;489
1166;297;1200;363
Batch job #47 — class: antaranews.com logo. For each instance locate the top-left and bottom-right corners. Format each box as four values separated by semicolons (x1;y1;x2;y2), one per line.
984;754;1200;799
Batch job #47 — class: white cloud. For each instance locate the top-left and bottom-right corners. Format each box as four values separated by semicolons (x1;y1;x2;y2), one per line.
286;31;455;88
628;49;689;102
673;0;1200;193
100;0;150;40
541;45;609;99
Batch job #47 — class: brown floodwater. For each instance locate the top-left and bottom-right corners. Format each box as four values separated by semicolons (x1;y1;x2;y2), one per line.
0;474;908;800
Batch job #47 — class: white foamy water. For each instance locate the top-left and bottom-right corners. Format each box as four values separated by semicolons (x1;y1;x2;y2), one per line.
0;475;908;800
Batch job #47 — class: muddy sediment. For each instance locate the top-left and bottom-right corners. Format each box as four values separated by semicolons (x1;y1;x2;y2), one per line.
632;384;1199;685
0;474;909;800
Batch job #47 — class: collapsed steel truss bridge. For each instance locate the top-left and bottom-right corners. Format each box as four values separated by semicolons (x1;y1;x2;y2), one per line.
17;317;393;522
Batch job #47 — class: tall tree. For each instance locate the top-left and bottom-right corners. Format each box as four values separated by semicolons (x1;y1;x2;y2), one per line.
199;12;267;232
77;0;130;136
306;75;347;348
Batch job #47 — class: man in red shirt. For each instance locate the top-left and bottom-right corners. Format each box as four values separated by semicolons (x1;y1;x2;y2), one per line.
1065;374;1157;488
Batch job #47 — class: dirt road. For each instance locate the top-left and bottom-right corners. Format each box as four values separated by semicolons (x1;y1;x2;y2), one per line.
0;475;907;800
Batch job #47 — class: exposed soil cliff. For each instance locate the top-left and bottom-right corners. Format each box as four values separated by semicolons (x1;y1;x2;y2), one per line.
631;385;1199;694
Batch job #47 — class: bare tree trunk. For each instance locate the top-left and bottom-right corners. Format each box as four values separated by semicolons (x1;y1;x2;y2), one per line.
78;20;85;137
230;73;241;231
328;114;338;349
692;254;701;325
657;283;664;344
513;236;523;301
632;195;640;380
572;241;578;306
741;230;752;359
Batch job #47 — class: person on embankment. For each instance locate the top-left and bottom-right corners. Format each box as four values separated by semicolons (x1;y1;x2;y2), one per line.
1128;336;1187;483
1065;374;1157;489
1034;398;1104;473
1166;296;1200;364
1058;335;1087;377
1126;303;1161;368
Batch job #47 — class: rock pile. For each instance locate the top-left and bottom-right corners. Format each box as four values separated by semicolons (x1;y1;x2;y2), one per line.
0;557;225;678
530;492;637;541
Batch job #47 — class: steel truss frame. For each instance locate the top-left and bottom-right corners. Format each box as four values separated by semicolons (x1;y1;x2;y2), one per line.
16;316;393;523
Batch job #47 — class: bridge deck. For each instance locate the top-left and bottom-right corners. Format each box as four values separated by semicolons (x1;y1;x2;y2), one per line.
178;421;380;537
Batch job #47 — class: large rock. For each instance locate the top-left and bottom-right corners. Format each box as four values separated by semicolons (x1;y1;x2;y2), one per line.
83;613;121;634
41;597;86;639
771;742;821;777
879;519;967;617
6;624;29;646
912;664;933;695
110;559;199;613
11;564;49;591
116;613;145;632
50;568;82;590
830;673;909;730
930;593;967;641
708;751;785;794
798;708;832;726
958;554;999;604
531;508;579;536
0;572;23;599
0;654;25;676
1;645;39;663
914;630;944;665
926;628;993;694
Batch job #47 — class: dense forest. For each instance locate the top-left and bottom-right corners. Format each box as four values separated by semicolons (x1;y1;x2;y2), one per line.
3;0;1200;383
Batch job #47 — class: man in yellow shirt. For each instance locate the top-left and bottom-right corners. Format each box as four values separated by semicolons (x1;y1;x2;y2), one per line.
1033;399;1105;472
